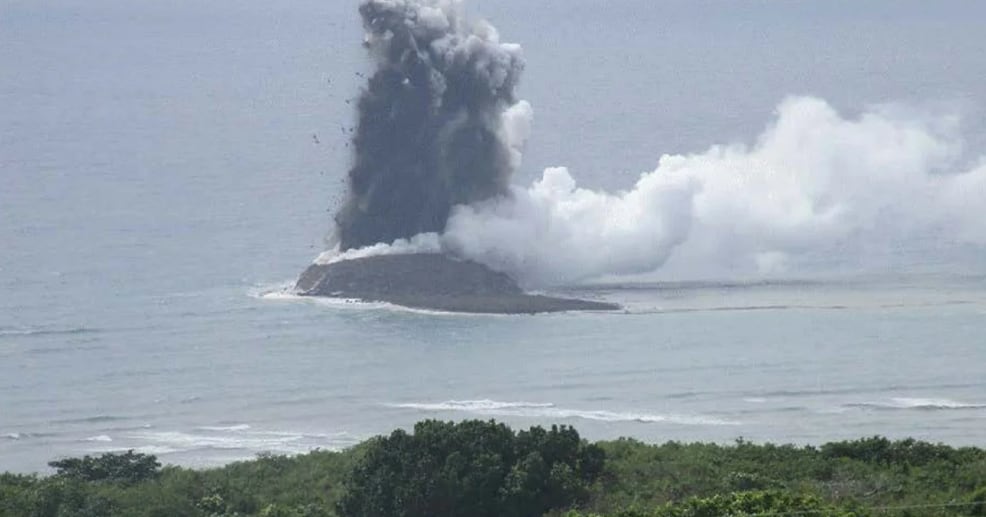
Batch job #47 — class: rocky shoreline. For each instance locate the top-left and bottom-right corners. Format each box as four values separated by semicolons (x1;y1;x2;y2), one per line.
296;254;619;314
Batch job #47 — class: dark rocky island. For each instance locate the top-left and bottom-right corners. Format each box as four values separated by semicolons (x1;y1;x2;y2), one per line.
296;254;620;314
293;3;621;315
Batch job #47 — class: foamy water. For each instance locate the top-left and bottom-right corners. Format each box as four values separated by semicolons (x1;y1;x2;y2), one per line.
846;398;986;411
386;399;741;426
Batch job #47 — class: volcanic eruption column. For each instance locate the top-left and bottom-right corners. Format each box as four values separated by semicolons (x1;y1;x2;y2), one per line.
328;0;986;286
335;0;529;251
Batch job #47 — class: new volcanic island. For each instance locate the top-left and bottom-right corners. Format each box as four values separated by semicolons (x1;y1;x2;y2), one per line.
296;254;619;314
297;2;622;314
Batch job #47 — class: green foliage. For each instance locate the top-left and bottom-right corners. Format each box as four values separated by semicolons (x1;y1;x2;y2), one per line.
969;486;986;516
0;449;354;517
819;436;981;467
48;450;161;485
1;425;984;517
563;490;865;516
337;420;604;517
660;490;863;517
590;435;986;514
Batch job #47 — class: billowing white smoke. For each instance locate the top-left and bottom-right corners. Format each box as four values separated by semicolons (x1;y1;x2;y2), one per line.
443;96;986;285
319;2;986;286
319;96;986;285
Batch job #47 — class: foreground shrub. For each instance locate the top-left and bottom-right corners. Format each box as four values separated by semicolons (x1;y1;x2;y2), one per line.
2;424;984;517
819;436;979;467
337;420;605;517
562;490;865;517
969;486;986;516
48;450;161;485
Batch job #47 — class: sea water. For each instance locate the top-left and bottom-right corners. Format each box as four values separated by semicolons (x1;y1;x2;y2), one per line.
2;0;986;473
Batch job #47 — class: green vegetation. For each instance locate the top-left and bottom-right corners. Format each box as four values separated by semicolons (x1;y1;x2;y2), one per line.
339;420;603;517
559;490;863;517
1;421;984;517
47;450;162;486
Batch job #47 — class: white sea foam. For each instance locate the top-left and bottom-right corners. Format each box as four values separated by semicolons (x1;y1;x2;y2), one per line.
3;431;57;440
0;328;36;337
255;284;501;317
256;288;386;310
198;424;251;432
387;399;739;426
133;445;184;455
847;397;986;411
388;400;556;411
124;428;361;456
0;326;97;338
129;431;300;452
889;397;985;410
248;281;298;299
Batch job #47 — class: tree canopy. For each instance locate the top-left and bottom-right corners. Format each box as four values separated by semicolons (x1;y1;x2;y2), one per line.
1;423;984;517
48;450;161;485
337;420;605;517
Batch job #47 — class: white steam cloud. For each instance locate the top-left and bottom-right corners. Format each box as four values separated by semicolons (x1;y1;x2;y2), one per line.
442;96;986;285
321;96;986;286
319;2;986;286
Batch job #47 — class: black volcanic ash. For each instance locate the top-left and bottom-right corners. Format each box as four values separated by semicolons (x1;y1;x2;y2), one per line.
334;0;526;251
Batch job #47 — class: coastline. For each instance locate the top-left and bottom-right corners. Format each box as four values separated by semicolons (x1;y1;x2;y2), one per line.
296;253;621;314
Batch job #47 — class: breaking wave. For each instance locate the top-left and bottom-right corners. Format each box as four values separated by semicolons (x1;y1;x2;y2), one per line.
4;432;58;441
51;415;129;425
388;400;554;412
197;424;252;432
0;326;99;339
252;281;505;317
846;397;986;411
386;399;739;426
114;428;362;457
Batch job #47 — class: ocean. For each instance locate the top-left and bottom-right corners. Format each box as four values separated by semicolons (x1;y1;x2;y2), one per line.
2;0;985;473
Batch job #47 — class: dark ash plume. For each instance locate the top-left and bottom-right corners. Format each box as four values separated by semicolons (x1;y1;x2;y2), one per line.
334;0;526;251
